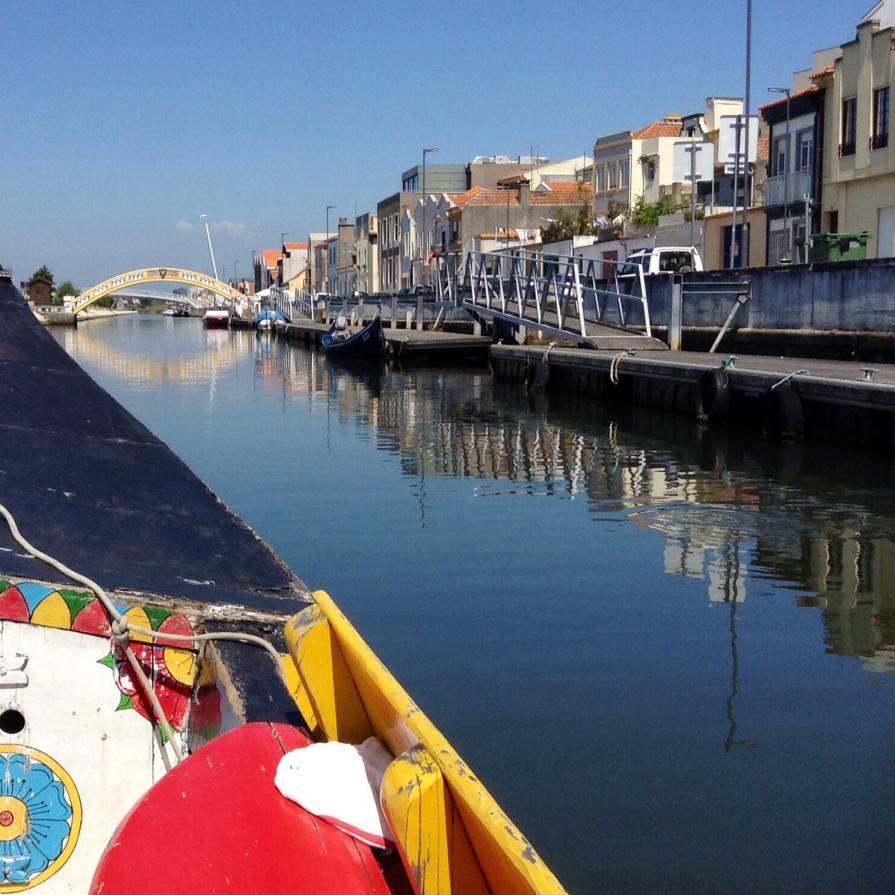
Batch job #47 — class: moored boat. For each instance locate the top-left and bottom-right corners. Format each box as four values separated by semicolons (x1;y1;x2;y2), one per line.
0;277;567;894
256;308;291;331
203;308;229;329
322;316;384;358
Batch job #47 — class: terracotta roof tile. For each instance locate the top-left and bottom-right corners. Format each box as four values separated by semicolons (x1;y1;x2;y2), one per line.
284;242;308;251
446;183;593;209
632;120;683;139
539;181;588;192
758;84;821;114
262;249;282;268
810;64;835;80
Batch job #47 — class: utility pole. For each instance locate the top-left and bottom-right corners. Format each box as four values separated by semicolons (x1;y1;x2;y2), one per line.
742;0;753;265
422;147;439;284
683;139;704;248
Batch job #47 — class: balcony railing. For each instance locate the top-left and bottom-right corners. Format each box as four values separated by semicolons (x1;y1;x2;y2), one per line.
839;141;856;157
765;169;813;207
870;133;889;150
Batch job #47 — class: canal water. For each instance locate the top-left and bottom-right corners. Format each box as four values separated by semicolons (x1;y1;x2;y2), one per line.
54;316;895;894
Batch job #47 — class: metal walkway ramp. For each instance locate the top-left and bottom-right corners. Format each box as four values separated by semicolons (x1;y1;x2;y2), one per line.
436;249;668;350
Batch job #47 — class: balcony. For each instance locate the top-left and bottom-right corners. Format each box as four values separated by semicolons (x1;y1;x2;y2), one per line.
764;169;813;208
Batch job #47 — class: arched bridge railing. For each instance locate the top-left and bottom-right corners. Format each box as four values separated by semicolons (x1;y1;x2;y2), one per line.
69;267;244;314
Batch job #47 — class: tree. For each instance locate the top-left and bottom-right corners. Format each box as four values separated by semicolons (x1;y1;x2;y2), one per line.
53;280;79;306
31;265;54;284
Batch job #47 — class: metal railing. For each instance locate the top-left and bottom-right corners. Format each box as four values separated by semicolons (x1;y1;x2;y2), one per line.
435;249;652;344
268;286;317;322
765;170;812;207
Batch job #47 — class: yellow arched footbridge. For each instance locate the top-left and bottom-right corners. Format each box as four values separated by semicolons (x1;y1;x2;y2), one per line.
69;268;243;315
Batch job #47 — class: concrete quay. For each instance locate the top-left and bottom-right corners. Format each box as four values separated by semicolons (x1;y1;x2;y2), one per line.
491;344;895;449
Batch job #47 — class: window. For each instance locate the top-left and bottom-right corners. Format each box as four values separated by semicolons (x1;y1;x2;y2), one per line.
597;165;606;192
620;159;630;188
773;135;788;176
646;160;656;182
872;86;889;149
796;129;813;172
608;161;618;190
841;97;857;156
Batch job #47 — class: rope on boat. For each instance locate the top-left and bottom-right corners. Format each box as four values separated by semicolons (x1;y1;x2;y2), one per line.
0;501;288;765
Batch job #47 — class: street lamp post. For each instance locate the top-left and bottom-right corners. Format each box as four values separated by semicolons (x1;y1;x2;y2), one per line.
422;147;439;284
233;260;238;287
325;206;336;294
742;0;753;265
769;86;792;260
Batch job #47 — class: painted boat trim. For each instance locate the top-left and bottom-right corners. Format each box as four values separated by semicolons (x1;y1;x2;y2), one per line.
285;589;567;895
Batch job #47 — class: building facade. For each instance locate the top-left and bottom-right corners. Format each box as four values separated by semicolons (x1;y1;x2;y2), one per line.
377;191;420;292
354;213;379;294
818;5;895;258
760;74;827;264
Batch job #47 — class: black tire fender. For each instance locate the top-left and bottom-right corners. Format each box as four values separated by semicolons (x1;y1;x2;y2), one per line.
762;382;804;437
699;368;730;421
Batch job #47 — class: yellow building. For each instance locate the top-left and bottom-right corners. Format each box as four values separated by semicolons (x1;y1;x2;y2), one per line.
819;4;895;256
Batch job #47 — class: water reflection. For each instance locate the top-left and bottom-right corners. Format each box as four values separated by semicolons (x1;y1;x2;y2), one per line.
64;321;895;676
277;352;895;677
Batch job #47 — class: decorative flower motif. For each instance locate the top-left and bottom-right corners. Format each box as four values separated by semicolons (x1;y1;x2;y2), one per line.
98;607;199;738
0;752;75;884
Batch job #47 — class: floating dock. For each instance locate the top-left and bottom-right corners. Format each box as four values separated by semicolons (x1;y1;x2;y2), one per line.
267;318;491;362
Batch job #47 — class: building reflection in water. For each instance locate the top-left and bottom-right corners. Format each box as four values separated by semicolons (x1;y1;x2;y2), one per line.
283;352;895;677
63;324;895;676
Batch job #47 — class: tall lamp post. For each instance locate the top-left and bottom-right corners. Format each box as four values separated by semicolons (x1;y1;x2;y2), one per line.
325;205;336;293
421;147;439;283
742;0;753;265
769;86;792;261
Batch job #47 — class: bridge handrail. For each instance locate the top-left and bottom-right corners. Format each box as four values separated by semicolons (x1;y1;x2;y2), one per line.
436;249;652;342
69;267;243;315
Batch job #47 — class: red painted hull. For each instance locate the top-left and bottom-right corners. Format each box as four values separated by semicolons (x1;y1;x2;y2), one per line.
90;723;392;894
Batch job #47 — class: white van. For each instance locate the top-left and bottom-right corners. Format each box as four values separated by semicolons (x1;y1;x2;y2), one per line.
619;246;703;277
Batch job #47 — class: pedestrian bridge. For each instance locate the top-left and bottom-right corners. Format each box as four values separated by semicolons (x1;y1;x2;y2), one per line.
69;267;243;315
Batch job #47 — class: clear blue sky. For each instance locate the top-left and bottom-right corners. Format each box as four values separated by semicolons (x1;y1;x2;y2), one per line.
3;0;863;286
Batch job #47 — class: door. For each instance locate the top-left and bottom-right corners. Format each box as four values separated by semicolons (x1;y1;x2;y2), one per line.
877;207;894;258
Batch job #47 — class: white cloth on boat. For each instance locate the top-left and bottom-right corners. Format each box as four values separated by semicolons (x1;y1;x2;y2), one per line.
274;737;395;849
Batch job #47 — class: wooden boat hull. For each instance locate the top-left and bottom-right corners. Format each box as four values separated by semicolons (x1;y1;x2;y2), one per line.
322;316;384;358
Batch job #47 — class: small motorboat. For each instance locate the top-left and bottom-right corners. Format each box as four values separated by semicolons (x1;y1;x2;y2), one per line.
256;308;291;331
203;309;229;329
321;316;384;358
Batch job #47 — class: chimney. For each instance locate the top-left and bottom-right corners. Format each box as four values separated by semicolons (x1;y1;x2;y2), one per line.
519;180;530;207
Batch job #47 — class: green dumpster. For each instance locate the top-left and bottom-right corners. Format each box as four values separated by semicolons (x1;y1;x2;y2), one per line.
809;231;869;262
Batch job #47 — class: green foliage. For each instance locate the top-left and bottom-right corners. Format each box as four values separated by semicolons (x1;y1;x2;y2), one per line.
53;280;79;306
541;205;596;242
31;264;54;284
629;196;676;227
